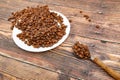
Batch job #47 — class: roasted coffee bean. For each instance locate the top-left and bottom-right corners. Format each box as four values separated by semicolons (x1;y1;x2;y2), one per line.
80;11;83;13
83;15;89;19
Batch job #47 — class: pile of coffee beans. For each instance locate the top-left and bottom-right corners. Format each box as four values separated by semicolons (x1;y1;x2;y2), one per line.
72;42;91;59
8;5;66;48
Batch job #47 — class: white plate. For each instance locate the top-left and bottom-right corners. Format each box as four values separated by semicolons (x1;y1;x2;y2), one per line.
12;11;70;52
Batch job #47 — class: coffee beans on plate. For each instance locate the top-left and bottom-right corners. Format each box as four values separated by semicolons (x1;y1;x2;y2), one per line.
8;5;67;48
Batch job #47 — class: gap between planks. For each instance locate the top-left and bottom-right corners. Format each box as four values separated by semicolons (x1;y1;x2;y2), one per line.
0;51;81;80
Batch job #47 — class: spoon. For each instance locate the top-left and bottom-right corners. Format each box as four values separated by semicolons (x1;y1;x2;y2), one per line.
72;41;120;80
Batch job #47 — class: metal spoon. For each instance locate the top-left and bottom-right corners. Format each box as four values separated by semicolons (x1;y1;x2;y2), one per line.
72;41;120;80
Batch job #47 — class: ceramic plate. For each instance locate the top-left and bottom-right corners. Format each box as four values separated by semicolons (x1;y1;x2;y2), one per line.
12;11;70;52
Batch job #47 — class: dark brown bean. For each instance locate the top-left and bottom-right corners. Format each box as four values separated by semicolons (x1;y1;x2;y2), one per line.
95;25;100;29
83;15;89;19
80;11;83;13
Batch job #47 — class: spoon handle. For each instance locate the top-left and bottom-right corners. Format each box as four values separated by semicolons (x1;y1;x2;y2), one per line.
93;57;120;80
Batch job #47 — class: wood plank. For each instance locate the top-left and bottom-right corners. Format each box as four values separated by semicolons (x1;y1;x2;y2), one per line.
70;22;120;43
26;0;120;12
0;71;20;80
26;0;120;3
1;19;120;44
0;0;120;44
0;0;120;19
106;0;120;2
0;49;114;80
0;0;119;80
0;55;59;80
0;0;120;25
0;33;117;80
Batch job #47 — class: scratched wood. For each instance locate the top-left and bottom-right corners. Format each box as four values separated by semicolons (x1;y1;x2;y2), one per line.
0;71;20;80
0;55;59;80
0;0;120;43
0;0;120;80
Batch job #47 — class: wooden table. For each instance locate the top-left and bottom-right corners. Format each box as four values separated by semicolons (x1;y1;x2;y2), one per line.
0;0;120;80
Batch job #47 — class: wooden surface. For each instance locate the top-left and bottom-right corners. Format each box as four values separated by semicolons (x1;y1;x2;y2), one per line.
0;0;120;80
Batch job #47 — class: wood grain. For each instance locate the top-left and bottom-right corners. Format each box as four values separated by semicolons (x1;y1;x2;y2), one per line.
0;0;120;43
27;0;120;12
0;71;20;80
0;0;120;80
0;33;116;80
0;55;59;80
